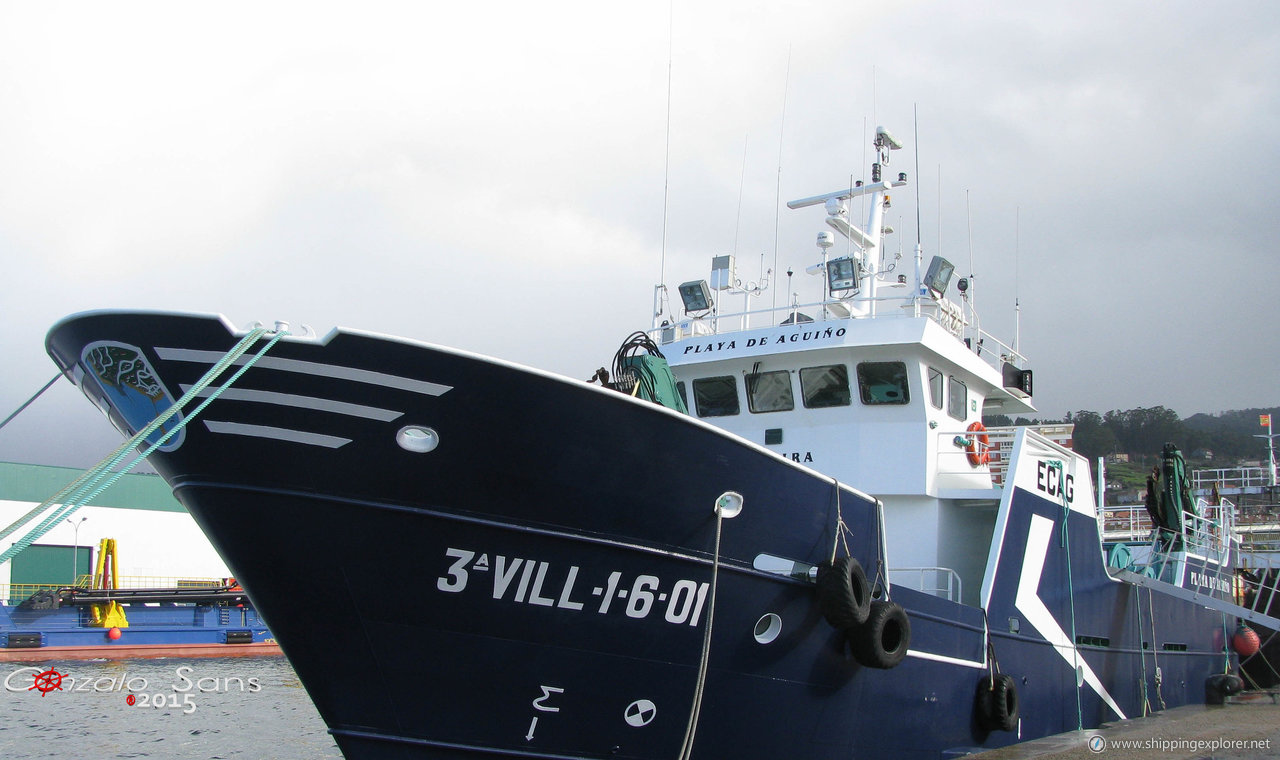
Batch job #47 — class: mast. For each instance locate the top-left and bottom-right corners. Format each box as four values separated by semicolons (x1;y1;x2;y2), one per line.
1257;414;1278;488
785;126;906;319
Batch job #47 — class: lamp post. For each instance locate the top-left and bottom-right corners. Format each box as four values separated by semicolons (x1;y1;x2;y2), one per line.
66;517;87;586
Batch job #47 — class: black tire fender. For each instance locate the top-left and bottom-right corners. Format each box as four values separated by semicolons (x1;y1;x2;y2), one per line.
975;673;1019;731
1204;673;1244;705
850;600;911;669
815;556;871;630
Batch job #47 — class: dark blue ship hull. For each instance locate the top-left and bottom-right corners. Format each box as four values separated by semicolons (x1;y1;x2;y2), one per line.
45;312;1236;759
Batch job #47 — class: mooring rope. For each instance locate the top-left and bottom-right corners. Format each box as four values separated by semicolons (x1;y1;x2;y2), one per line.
1134;584;1152;716
1147;586;1166;710
1221;612;1233;674
980;607;1001;688
1053;459;1084;732
874;496;891;602
0;327;272;547
0;373;61;434
678;505;725;760
828;483;852;563
1238;625;1280;686
0;326;286;566
826;482;889;600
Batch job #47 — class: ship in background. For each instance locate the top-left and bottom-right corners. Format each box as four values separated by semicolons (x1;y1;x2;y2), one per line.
0;464;279;661
0;566;277;663
42;127;1280;758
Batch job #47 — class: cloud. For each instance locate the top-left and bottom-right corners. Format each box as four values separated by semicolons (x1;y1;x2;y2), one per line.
1;1;1279;468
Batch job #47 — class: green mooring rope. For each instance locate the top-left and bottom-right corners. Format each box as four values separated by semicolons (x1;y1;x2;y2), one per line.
0;326;287;566
1051;459;1085;732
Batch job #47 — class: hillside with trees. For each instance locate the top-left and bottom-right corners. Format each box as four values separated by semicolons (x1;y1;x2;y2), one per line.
985;406;1279;491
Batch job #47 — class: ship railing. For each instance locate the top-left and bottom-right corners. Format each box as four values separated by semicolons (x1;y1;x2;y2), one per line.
888;566;962;603
0;583;89;605
1192;466;1275;492
2;575;229;605
1100;506;1156;540
1185;498;1235;562
981;426;1021;486
1136;499;1237;585
1101;501;1237;542
652;291;1027;373
2;584;61;605
651;295;905;342
934;426;1019;486
104;575;230;589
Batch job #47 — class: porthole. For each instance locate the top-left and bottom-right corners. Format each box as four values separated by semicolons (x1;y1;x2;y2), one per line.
753;613;782;644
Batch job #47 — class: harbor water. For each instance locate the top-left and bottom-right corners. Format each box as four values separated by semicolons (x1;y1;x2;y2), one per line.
5;652;1278;760
0;655;342;759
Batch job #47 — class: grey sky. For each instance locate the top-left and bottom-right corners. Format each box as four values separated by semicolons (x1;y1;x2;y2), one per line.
2;1;1278;467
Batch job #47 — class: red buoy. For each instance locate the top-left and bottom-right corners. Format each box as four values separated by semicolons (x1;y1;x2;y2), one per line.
1233;623;1261;658
107;627;122;641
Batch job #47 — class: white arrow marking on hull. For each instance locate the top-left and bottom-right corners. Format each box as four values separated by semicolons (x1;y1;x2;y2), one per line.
1016;514;1127;720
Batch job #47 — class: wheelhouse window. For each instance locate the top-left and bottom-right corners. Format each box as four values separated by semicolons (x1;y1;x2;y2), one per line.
948;376;967;420
675;381;688;410
692;376;739;417
800;365;851;408
856;362;910;405
928;367;943;409
746;370;794;413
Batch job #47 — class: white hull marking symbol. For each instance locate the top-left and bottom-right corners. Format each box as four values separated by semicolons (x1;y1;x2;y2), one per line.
557;566;585;610
624;699;657;727
437;549;473;592
494;556;523;599
533;685;563;712
526;685;563;742
1015;514;1126;720
435;548;710;625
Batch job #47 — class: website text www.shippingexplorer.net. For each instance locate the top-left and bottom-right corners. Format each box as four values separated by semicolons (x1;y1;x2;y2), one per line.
1087;735;1273;754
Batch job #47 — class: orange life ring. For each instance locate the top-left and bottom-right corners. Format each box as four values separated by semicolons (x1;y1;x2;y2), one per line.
966;421;990;467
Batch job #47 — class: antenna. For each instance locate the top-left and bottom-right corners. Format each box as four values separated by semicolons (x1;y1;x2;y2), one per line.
913;105;923;310
860;119;868;225
938;165;945;263
733;135;747;257
770;46;791;315
1014;206;1021;354
658;1;673;303
871;65;877;135
966;189;975;333
913;105;922;248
